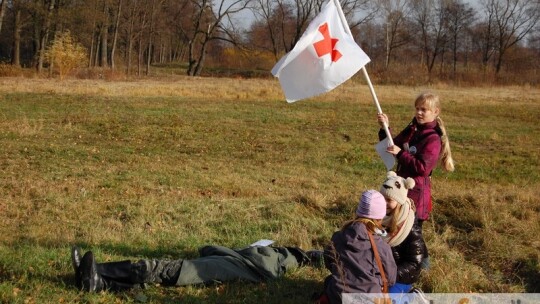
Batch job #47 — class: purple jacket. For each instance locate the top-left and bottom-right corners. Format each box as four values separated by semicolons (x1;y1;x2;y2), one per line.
380;119;442;220
323;222;397;303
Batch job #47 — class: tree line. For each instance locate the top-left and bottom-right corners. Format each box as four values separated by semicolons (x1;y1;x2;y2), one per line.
0;0;538;83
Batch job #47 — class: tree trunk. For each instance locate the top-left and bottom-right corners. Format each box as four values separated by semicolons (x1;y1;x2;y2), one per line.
385;21;390;69
89;32;95;67
94;34;101;67
111;0;122;70
127;37;133;75
37;0;56;73
88;0;99;67
145;40;152;76
137;35;143;76
193;37;209;76
0;0;7;34
99;0;109;67
100;25;108;67
126;12;135;76
160;41;164;63
187;39;195;75
32;18;40;69
495;49;505;74
12;10;21;67
452;32;458;78
145;0;157;76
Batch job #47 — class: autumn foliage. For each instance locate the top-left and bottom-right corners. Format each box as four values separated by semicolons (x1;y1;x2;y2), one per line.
45;31;88;80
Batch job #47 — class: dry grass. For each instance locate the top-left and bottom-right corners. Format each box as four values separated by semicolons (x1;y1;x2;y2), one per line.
0;76;539;303
0;77;285;101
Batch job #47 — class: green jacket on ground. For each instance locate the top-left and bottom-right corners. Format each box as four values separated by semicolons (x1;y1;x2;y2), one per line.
176;245;304;286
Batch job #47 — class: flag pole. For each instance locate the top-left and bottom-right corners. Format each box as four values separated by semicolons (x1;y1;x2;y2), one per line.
361;67;394;146
332;0;394;146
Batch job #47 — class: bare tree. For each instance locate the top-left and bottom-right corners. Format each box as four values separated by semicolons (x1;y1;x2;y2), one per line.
163;0;191;62
186;0;252;76
12;5;22;66
250;0;299;59
122;0;147;75
378;0;412;68
136;5;148;76
85;0;98;67
249;0;376;61
483;0;540;73
445;0;475;77
99;0;109;67
35;0;56;72
110;0;122;70
473;2;497;70
145;0;165;75
285;0;317;52
251;0;282;59
340;0;379;30
124;0;136;74
409;0;450;79
1;0;539;82
532;23;540;57
0;0;7;34
10;0;33;67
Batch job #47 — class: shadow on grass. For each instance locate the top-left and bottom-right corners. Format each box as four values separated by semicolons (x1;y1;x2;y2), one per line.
431;195;539;292
57;266;322;303
432;195;483;234
125;276;323;304
507;256;540;293
45;240;324;303
0;240;325;303
31;268;323;303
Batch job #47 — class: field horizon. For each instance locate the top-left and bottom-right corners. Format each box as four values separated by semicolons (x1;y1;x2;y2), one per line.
0;76;539;303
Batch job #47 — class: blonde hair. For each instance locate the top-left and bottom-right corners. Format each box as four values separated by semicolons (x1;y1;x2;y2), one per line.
342;217;383;233
384;204;402;236
415;92;455;172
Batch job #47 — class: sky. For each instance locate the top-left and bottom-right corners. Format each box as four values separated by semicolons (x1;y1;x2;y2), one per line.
226;0;485;30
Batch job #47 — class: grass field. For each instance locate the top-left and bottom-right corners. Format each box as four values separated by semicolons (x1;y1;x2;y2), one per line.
0;76;539;303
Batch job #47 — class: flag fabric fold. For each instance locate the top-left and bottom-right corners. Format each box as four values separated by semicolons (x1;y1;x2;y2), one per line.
271;0;370;103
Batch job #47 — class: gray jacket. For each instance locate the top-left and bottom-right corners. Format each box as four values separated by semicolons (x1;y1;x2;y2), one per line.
323;222;397;303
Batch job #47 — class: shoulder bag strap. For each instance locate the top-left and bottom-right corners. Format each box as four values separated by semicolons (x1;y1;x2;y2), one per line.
367;232;389;294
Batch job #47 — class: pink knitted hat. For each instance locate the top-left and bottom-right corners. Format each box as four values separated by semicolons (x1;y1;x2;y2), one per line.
356;190;386;220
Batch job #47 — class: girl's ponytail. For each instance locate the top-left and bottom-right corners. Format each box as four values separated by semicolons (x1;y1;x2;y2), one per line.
415;92;455;172
436;116;455;172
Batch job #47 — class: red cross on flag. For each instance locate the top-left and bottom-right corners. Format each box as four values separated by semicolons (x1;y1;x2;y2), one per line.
271;0;370;103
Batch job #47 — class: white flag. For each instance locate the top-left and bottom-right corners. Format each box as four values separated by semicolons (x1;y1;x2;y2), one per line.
271;0;370;103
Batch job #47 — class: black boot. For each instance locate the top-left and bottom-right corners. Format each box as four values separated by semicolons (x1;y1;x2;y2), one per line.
71;246;82;289
79;252;141;292
79;251;105;292
71;246;82;272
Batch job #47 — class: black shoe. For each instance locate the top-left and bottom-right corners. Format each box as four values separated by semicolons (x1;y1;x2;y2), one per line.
80;251;105;292
71;246;82;272
71;246;82;288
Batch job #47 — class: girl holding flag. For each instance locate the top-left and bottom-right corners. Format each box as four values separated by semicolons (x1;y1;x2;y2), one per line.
377;92;454;224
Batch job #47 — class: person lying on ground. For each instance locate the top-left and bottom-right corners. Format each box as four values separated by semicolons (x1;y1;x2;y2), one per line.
71;243;322;292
